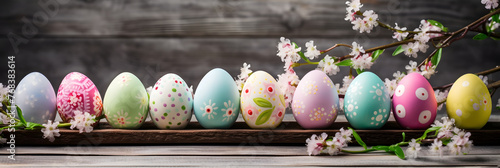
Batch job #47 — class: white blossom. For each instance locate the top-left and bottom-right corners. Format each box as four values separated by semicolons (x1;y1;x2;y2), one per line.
363;10;379;29
238;62;253;80
392;23;409;41
41;120;60;142
435;90;449;110
346;0;363;12
478;75;488;85
1;113;10;125
304;41;321;60
406;139;421;159
318;55;340;76
393;71;406;82
0;83;9;107
482;0;499;9
402;42;419;58
349;42;365;56
420;63;437;79
405;61;419;74
235;78;245;91
345;11;356;22
497;98;500;108
429;139;443;157
70;110;96;133
277;37;301;63
351;53;373;70
277;70;300;108
384;78;398;97
432;117;456;139
146;86;153;95
306;133;328;156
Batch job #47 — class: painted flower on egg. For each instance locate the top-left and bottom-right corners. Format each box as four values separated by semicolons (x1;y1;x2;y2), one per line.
241;71;286;129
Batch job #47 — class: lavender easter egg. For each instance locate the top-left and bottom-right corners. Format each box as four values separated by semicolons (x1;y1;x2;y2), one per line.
57;72;103;123
241;71;286;129
149;73;193;129
392;73;437;129
292;70;339;129
14;72;57;124
344;72;391;129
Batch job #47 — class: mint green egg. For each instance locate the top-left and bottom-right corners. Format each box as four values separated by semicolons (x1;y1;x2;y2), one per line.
103;72;148;129
344;72;391;129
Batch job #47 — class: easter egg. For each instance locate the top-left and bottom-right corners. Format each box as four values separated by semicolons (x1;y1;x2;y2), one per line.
241;71;286;129
149;73;193;129
103;72;148;129
14;72;57;124
344;72;391;129
446;74;491;129
392;73;437;129
57;72;103;123
292;70;339;129
194;68;240;128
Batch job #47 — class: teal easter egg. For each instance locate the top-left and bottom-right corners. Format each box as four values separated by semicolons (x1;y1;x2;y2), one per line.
194;68;240;128
14;72;57;124
344;72;391;129
103;72;148;129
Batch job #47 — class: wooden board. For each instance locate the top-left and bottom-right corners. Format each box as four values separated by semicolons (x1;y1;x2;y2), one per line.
2;120;499;146
1;146;499;167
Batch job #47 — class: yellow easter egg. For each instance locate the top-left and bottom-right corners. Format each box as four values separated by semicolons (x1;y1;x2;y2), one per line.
446;74;491;129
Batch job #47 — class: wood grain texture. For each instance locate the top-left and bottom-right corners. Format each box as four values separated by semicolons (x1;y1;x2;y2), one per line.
2;121;499;146
0;0;489;38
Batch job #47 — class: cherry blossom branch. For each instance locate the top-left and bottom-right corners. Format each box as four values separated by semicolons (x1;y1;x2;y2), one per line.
320;44;352;54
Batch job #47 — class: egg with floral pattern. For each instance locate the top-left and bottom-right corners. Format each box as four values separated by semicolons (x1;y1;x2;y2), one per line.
57;72;103;123
149;73;193;129
392;73;437;129
194;68;240;128
14;72;57;124
292;70;339;129
103;72;148;129
344;72;391;129
446;74;491;129
241;71;286;129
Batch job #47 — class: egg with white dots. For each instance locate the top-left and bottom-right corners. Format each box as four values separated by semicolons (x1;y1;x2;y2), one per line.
392;73;437;129
240;71;286;129
149;73;193;129
344;72;391;129
446;74;491;129
14;72;57;124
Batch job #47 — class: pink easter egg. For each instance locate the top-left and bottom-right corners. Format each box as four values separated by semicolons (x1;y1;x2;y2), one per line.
57;72;103;123
292;70;340;129
392;72;437;129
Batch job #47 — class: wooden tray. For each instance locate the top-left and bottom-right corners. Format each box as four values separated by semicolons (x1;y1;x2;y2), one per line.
2;121;499;146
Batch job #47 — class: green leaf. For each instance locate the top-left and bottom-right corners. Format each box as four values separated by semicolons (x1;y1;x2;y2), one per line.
491;36;500;41
390;145;405;159
427;19;448;32
372;145;390;152
298;51;311;63
349;127;367;150
431;48;442;67
355;69;364;75
392;45;404;56
25;122;43;130
16;105;27;126
371;49;385;62
402;132;406;142
492;14;500;23
336;59;352;66
473;33;488;40
496;106;500;110
419;126;441;140
253;98;273;108
255;106;275;125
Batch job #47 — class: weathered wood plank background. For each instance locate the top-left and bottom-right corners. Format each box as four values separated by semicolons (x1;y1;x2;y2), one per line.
0;0;499;117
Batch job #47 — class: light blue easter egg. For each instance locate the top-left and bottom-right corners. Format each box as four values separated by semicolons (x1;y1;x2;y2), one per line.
194;68;240;128
14;72;57;124
344;72;391;129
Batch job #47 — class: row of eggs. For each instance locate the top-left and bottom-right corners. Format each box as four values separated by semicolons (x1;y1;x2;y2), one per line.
13;69;491;130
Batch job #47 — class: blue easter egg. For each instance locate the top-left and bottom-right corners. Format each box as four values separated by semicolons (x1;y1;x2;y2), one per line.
14;72;57;124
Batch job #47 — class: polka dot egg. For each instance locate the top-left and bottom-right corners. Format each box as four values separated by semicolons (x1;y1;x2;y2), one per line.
292;70;339;129
103;72;149;129
57;72;103;123
392;73;437;129
194;68;240;129
344;72;391;129
14;72;57;124
446;74;491;129
149;73;193;129
241;71;286;129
